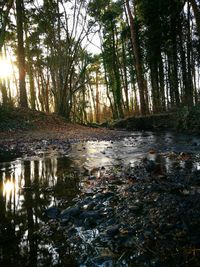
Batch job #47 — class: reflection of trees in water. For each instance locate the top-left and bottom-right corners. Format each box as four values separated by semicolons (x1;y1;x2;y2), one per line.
0;156;81;266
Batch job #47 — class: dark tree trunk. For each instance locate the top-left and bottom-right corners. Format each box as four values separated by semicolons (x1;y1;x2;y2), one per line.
0;0;14;50
185;1;194;106
158;54;166;111
149;58;160;113
16;0;28;108
121;35;129;112
189;0;200;38
125;0;147;115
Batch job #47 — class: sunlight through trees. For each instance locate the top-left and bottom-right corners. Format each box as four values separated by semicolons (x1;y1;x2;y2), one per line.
0;0;200;122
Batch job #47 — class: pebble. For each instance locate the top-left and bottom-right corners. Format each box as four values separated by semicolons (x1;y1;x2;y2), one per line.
45;207;60;219
59;207;80;220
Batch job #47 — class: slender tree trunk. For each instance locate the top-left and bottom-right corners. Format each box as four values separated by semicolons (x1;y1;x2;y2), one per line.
0;0;14;50
45;74;50;112
150;60;160;113
24;24;36;110
121;36;129;112
89;84;96;122
189;0;200;38
178;29;188;103
133;83;139;114
16;0;28;108
0;48;8;105
158;54;166;111
111;23;124;118
167;54;175;108
36;73;44;111
102;57;114;117
27;64;36;110
95;69;100;123
185;1;194;106
0;80;8;106
125;0;147;115
172;42;180;107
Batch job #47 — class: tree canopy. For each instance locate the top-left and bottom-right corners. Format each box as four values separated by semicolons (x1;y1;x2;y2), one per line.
0;0;200;123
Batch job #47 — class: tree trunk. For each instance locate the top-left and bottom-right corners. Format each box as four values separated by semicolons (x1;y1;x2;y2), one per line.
158;54;166;111
111;23;124;119
0;0;14;50
189;0;200;38
0;80;8;106
185;1;194;106
121;35;129;112
24;22;36;110
16;0;28;108
27;64;36;110
125;0;147;115
150;60;160;113
95;69;100;123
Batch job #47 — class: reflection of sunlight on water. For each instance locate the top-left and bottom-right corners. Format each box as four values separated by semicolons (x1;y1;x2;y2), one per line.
3;168;20;210
0;135;200;266
1;157;60;212
198;163;200;170
3;179;14;197
76;227;99;244
194;162;200;170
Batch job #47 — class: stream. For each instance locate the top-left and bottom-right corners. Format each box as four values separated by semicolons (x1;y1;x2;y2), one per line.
0;131;200;266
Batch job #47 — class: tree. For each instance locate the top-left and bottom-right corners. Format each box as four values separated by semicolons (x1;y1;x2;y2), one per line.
125;0;148;115
1;0;200;121
16;0;28;107
33;0;95;119
189;0;200;38
0;0;14;50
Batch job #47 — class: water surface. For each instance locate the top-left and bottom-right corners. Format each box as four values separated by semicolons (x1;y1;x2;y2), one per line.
0;131;200;266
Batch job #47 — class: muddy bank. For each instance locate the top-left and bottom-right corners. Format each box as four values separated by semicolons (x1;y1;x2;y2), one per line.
112;105;200;132
0;126;132;158
112;113;176;131
0;106;131;156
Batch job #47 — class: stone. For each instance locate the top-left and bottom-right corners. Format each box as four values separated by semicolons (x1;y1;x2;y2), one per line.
45;207;60;219
106;225;120;237
59;207;80;220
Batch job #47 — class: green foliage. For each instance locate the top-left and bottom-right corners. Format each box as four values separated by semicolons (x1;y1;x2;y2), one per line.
176;105;200;131
0;105;32;130
0;105;11;121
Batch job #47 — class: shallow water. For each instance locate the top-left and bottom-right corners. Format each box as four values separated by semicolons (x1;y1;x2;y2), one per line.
0;131;200;266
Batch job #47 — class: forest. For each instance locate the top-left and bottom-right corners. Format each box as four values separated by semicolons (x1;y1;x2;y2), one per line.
1;1;200;267
0;0;200;124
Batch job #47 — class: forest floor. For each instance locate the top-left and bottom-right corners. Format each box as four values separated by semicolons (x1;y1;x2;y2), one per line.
0;107;130;157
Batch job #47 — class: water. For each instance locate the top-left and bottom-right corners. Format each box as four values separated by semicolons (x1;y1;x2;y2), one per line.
0;131;200;266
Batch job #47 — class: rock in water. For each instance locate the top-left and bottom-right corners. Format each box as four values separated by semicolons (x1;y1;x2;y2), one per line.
59;207;81;220
45;207;60;219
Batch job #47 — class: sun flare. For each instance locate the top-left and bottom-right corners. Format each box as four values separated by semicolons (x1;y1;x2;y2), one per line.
0;58;13;79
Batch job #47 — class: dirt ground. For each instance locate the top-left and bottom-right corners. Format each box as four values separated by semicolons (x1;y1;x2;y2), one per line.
0;123;122;141
0;112;130;156
0;108;128;151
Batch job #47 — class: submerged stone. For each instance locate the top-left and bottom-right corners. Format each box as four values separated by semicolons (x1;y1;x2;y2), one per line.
88;256;114;267
59;207;81;220
80;211;101;220
106;225;120;237
45;207;60;219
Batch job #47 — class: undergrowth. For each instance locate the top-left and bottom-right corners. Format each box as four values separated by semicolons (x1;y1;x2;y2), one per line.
176;104;200;131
